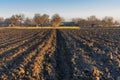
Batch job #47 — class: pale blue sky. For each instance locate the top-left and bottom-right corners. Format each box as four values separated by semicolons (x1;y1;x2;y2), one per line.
0;0;120;20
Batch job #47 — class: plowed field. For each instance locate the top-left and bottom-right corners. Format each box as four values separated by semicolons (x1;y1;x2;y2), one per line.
0;28;120;80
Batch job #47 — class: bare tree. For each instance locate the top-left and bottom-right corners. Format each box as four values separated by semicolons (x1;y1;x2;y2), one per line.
33;14;41;26
102;16;114;27
0;17;4;21
87;15;99;27
33;14;49;26
40;14;49;26
114;20;119;25
72;18;86;27
16;14;25;26
34;14;47;26
51;14;63;27
87;15;98;21
0;17;4;26
8;14;24;26
24;18;35;26
9;15;18;26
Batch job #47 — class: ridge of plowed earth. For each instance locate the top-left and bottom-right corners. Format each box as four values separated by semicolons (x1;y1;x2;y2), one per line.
0;30;45;56
0;30;51;79
1;28;120;80
60;29;120;80
0;29;37;46
0;30;42;55
0;30;50;66
0;29;74;80
27;30;56;80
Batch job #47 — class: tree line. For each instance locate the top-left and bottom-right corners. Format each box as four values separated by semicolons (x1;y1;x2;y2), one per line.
0;14;63;27
0;14;119;27
72;15;120;27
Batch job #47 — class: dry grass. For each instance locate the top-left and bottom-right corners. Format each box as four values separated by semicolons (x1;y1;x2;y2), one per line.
0;26;80;29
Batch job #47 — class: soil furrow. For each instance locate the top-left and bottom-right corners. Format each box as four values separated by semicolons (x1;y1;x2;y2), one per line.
54;30;73;80
0;31;50;67
0;30;51;79
0;30;48;61
0;30;38;47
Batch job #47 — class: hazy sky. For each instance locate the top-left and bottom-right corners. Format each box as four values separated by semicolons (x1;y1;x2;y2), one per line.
0;0;120;21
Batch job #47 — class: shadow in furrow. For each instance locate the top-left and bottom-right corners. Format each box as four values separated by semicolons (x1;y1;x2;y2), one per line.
54;30;73;80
